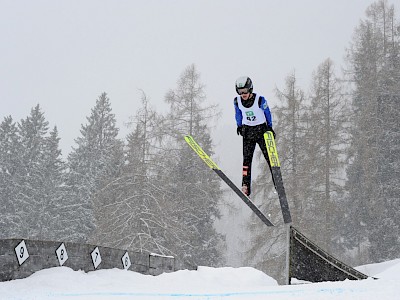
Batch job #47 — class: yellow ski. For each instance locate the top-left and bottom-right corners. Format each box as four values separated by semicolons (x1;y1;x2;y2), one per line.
264;131;292;224
184;135;274;227
264;130;281;167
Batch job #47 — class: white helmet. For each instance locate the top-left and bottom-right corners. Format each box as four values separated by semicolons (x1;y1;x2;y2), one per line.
235;76;253;94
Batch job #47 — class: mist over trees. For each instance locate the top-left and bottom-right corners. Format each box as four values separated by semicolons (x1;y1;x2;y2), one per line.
245;1;399;278
0;65;225;267
0;0;398;272
344;0;400;263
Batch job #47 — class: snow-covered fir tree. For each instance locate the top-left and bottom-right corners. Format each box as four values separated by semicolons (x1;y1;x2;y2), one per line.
38;126;66;240
92;91;170;254
64;92;124;242
0;116;21;238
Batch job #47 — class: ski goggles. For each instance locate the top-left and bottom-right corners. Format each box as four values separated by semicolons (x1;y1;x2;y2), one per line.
237;88;250;95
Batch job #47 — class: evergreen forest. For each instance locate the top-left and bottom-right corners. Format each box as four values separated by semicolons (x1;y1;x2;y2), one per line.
0;0;399;279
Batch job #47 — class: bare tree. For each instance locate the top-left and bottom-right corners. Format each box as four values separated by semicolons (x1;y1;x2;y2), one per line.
306;59;350;252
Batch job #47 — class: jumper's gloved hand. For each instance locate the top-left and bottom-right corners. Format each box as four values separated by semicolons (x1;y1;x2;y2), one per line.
266;127;276;139
237;126;243;136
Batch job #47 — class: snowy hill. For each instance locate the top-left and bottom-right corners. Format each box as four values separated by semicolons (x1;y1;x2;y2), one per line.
0;259;399;299
356;258;400;279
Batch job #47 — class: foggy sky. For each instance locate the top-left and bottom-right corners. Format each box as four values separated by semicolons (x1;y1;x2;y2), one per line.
0;0;378;179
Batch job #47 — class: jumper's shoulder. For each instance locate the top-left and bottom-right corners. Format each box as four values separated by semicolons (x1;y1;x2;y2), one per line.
258;95;268;109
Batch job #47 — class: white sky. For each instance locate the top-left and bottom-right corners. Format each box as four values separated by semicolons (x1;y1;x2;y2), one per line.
0;0;380;171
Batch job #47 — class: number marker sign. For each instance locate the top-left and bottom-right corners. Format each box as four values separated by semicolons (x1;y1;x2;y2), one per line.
91;247;102;269
15;240;29;266
121;252;131;270
56;243;68;266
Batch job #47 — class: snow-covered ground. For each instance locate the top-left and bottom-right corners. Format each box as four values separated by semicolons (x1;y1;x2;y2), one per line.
0;259;399;299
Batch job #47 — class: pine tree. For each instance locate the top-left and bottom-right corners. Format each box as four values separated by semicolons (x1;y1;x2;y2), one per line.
0;116;21;238
38;126;66;240
0;105;66;240
0;108;65;240
366;0;400;261
345;0;400;263
64;92;124;242
16;105;51;238
92;91;170;253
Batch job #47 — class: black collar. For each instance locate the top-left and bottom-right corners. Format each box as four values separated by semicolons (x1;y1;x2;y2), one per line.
241;93;256;108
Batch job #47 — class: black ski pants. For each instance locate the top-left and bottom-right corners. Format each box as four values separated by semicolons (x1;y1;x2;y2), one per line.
241;124;274;196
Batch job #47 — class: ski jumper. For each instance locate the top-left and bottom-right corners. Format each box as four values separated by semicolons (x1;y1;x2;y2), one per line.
234;93;274;196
